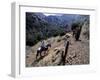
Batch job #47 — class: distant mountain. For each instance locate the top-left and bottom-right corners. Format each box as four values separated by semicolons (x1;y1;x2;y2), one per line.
44;14;80;26
26;12;89;46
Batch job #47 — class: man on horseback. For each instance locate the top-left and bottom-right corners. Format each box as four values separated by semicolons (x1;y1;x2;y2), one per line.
41;40;46;48
36;40;46;59
36;40;51;59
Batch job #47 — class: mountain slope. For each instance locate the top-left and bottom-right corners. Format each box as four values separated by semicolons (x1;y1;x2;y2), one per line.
26;12;89;46
26;31;89;67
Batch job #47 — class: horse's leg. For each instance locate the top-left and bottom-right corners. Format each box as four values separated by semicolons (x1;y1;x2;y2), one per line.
36;51;39;59
45;48;47;55
40;51;42;58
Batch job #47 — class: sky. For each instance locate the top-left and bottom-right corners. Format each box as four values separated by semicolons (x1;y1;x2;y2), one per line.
43;13;63;16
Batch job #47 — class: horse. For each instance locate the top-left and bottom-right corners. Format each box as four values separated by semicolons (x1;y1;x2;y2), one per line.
36;43;51;59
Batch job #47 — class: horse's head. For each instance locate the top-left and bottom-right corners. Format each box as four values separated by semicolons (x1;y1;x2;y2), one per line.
46;43;51;48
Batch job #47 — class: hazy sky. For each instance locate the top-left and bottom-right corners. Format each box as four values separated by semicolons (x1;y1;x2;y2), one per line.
43;13;63;16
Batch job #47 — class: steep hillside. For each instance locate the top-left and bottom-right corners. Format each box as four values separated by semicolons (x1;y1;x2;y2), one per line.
26;31;89;67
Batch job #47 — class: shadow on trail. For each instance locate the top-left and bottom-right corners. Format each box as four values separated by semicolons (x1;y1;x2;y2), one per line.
31;52;49;66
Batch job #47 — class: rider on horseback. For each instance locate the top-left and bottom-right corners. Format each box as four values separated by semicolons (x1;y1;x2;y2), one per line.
36;40;51;59
41;40;46;48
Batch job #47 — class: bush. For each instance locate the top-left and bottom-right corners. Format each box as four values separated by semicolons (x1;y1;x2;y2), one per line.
57;39;61;42
52;30;59;37
71;22;80;31
59;31;66;36
36;33;42;41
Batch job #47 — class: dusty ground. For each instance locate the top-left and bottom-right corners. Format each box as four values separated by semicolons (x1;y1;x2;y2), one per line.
26;31;89;67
